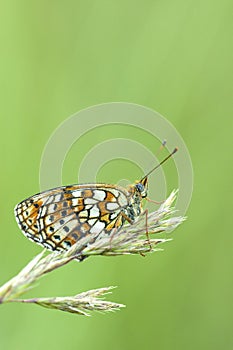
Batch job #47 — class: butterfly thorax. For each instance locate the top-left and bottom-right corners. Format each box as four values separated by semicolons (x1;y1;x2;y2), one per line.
124;180;148;222
123;192;143;222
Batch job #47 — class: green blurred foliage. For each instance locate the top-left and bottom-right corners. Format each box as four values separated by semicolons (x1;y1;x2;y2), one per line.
0;1;232;350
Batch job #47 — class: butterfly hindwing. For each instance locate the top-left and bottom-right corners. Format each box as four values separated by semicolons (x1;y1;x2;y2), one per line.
14;184;130;251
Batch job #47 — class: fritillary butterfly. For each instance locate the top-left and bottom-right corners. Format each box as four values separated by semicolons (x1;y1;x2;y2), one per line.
14;148;177;253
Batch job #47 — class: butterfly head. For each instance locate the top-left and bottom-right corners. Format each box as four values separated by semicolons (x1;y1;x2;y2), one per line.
134;177;148;198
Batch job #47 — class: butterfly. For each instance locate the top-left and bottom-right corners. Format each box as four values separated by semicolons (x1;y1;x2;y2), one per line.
14;148;177;254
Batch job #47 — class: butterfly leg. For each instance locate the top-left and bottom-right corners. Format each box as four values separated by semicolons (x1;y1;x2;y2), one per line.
141;208;153;252
145;197;165;205
120;211;134;224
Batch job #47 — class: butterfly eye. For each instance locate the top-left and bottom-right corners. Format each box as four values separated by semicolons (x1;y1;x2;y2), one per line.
135;183;144;192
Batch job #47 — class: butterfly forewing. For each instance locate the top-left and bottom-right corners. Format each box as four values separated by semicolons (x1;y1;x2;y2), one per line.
14;184;130;252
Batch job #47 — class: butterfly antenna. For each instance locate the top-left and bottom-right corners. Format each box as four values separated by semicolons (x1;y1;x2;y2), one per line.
141;147;178;181
155;139;167;157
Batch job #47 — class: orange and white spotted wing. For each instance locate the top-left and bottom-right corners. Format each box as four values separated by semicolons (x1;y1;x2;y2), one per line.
14;184;131;252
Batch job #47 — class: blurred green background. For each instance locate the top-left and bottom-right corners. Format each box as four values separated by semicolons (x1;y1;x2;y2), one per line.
0;1;232;350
